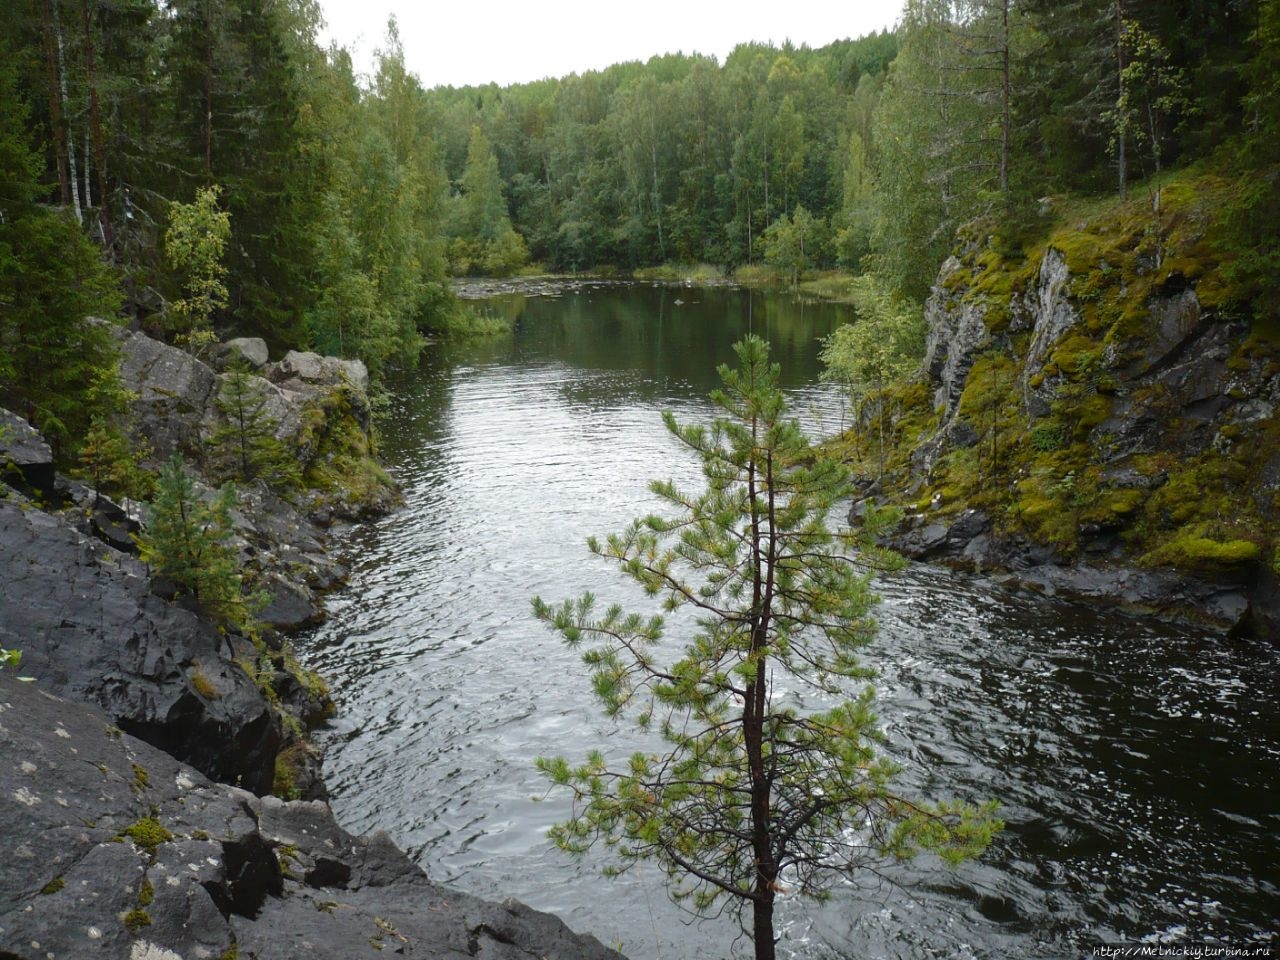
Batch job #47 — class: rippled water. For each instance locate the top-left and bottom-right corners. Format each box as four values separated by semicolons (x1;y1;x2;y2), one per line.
299;284;1279;959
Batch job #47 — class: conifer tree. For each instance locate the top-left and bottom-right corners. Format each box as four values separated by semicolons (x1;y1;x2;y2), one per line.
137;454;248;626
209;358;299;490
0;41;121;453
534;336;999;960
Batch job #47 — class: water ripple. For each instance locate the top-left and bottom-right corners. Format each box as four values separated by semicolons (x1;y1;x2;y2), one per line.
298;296;1279;959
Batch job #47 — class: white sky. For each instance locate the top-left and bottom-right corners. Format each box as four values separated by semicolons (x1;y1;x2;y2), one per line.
317;0;905;89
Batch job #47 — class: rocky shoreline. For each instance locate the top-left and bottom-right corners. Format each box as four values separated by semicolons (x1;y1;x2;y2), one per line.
869;502;1265;633
0;330;624;960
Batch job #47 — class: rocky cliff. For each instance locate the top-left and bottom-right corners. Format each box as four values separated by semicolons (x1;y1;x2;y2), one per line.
0;678;623;960
845;174;1280;636
0;332;625;959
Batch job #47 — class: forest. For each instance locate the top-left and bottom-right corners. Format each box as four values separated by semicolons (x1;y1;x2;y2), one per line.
1;0;1276;464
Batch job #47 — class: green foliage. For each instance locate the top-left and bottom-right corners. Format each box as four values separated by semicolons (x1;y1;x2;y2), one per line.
164;186;231;339
0;648;20;671
820;275;925;399
1029;423;1066;452
136;455;255;628
0;200;123;454
534;336;998;958
427;305;514;341
761;206;820;286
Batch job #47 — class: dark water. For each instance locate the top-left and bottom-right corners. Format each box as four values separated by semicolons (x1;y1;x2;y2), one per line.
299;282;1279;959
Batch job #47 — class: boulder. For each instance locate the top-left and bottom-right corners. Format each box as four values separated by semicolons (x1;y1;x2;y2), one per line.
0;678;627;960
116;329;219;461
220;337;271;370
269;350;370;394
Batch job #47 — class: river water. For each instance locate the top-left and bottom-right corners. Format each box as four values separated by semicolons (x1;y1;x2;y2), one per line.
298;282;1278;959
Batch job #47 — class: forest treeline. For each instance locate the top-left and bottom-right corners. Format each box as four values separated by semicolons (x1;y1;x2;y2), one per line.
1;0;1277;457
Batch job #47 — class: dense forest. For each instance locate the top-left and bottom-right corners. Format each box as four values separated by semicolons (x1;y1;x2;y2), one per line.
1;0;1276;463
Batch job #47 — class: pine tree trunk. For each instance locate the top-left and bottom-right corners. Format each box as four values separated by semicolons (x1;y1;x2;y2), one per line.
999;0;1011;205
1115;2;1127;199
752;895;777;960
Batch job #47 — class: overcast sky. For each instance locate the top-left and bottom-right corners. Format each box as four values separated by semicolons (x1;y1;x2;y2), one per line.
317;0;905;89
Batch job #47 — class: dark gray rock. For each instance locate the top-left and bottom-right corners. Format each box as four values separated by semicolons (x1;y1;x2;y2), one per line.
0;492;280;793
1009;564;1250;634
116;329;219;461
110;330;388;628
1125;288;1203;377
0;679;626;960
0;408;54;493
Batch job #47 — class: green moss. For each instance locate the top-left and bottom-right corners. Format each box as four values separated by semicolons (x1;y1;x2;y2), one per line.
123;909;152;933
131;764;149;792
1049;335;1103;379
219;946;239;960
120;817;172;855
273;748;303;802
40;876;65;895
1143;531;1262;569
138;877;154;907
1081;487;1147;524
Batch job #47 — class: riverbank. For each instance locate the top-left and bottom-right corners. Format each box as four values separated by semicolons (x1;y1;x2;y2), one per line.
0;328;626;960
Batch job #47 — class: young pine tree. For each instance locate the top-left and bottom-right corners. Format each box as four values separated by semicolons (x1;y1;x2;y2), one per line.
533;336;999;960
137;454;248;627
209;359;300;490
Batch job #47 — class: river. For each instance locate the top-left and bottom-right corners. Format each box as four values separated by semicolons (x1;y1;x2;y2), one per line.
298;282;1278;959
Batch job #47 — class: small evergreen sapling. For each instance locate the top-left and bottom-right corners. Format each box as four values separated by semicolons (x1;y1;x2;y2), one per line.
137;454;251;627
534;336;999;960
209;359;300;490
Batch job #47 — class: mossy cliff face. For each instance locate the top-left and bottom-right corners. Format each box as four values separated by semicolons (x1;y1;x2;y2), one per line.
841;172;1280;635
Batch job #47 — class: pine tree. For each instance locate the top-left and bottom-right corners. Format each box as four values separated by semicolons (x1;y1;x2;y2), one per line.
209;358;299;489
137;454;249;626
534;336;999;960
0;41;122;453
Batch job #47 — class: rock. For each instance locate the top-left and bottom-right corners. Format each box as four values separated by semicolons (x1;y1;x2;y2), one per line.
220;337;271;370
108;329;393;629
115;329;219;461
257;573;322;630
269;350;370;394
0;491;280;794
0;407;55;493
0;678;627;960
1022;247;1079;379
1125;288;1203;376
923;263;990;418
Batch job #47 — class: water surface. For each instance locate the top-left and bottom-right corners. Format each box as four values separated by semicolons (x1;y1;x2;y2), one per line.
300;282;1278;958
